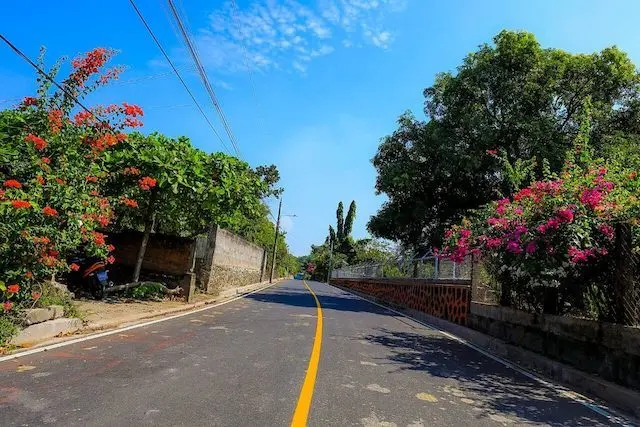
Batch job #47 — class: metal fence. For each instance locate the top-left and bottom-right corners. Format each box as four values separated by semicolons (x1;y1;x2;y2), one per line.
331;255;472;281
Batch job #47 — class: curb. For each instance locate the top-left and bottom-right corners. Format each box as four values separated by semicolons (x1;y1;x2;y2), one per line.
329;282;640;423
6;278;287;356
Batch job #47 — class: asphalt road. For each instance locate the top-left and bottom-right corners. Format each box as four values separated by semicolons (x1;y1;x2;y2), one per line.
0;280;631;426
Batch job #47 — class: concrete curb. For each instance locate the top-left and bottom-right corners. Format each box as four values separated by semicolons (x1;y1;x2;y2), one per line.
330;282;640;421
9;278;287;353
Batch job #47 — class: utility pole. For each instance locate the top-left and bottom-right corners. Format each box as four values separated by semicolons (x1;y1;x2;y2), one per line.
327;240;334;283
269;197;282;283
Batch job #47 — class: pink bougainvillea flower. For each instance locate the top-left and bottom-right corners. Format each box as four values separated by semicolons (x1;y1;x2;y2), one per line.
525;242;537;254
580;188;603;209
557;208;574;223
486;149;498;156
598;224;615;240
3;301;13;312
506;240;522;254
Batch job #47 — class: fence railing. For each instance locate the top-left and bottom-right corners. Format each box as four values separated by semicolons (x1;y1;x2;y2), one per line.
331;255;472;281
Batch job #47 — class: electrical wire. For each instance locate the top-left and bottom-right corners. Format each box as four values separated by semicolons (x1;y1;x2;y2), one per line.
127;0;232;154
1;34;100;116
166;0;241;157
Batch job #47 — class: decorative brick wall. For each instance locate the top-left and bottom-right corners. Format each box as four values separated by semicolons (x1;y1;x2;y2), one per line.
331;278;471;325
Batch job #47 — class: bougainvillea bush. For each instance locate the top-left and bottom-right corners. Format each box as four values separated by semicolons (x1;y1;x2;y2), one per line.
0;48;142;322
440;134;640;319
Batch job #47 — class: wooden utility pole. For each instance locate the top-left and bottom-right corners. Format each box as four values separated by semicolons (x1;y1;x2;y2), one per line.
269;198;282;283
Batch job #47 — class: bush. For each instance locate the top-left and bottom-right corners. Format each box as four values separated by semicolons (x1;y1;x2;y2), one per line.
0;315;18;349
0;48;141;314
440;122;640;318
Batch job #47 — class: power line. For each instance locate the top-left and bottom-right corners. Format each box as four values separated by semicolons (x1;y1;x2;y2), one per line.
127;0;232;154
0;34;108;124
166;0;242;157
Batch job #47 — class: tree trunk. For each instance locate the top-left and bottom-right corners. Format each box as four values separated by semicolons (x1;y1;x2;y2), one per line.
132;190;158;283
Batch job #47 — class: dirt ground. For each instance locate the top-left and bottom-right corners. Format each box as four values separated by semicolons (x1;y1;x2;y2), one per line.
76;292;217;328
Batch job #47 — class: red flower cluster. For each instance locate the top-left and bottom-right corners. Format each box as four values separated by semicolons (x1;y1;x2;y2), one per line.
70;48;110;87
4;179;22;189
48;109;63;134
42;206;59;217
486;149;498;156
25;133;47;151
124;117;144;128
70;263;80;271
74;111;95;126
121;197;138;208
0;189;5;200
123;167;141;176
598;224;615;240
41;157;51;165
93;231;106;246
36;175;46;185
85;176;99;183
123;103;144;117
7;284;20;294
11;200;31;209
22;96;38;106
138;176;157;190
3;301;12;312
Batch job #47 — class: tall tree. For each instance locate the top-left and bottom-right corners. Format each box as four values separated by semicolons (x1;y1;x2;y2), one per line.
336;201;345;243
368;30;640;249
328;225;336;246
344;201;357;238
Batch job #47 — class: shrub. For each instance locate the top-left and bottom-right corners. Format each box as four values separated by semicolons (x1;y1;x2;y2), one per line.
440;121;640;318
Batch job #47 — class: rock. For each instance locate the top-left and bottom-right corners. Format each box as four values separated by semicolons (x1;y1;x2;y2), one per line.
51;281;75;299
12;318;82;346
49;305;65;319
24;308;55;326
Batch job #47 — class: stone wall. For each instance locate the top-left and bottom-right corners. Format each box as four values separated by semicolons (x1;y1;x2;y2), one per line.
197;225;266;294
469;302;640;390
331;278;472;325
108;231;194;276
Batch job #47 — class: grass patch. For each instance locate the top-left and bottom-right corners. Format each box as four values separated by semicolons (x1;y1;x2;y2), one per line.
38;283;84;320
124;282;167;300
0;315;18;350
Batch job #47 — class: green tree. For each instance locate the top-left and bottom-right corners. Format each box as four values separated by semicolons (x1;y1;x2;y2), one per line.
103;132;270;282
336;201;344;243
344;201;356;238
368;30;640;249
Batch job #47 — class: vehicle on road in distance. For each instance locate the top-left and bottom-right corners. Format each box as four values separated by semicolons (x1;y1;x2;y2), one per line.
294;273;304;280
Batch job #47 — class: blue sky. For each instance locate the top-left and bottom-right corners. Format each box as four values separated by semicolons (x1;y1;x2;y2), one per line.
2;0;640;255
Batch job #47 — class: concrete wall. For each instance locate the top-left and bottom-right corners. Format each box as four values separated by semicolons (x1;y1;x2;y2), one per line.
331;278;471;325
470;302;640;391
108;231;194;276
198;225;266;294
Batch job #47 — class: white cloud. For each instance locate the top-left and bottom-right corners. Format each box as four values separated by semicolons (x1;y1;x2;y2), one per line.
292;60;308;73
189;0;406;74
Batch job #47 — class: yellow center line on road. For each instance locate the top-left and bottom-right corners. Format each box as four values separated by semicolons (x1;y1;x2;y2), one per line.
291;281;323;427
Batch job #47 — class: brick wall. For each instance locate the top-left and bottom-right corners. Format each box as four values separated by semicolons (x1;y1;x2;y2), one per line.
331;278;471;325
108;231;194;276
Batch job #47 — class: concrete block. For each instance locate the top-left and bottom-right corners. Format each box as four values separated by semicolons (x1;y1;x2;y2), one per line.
49;305;65;319
24;308;55;326
12;318;82;346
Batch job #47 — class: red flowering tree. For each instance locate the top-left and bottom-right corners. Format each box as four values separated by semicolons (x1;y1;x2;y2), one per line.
440;122;640;319
102;132;269;282
0;48;142;314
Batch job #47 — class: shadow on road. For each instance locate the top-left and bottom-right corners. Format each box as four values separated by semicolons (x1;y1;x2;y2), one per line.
361;327;614;427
